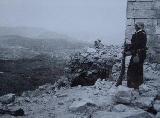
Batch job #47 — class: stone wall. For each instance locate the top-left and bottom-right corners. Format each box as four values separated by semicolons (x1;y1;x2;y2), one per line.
126;0;160;63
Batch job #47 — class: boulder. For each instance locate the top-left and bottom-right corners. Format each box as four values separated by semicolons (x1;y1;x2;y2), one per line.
133;97;154;110
69;99;97;112
154;100;160;112
114;86;134;104
93;110;153;118
112;104;135;112
0;93;15;104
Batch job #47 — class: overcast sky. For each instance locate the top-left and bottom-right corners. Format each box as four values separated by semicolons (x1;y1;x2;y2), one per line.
0;0;127;44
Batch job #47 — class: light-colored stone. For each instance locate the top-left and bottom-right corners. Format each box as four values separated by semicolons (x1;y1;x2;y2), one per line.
0;93;15;104
69;99;97;112
133;2;154;10
114;86;134;104
154;100;160;112
133;97;154;110
112;104;135;112
93;110;153;118
127;9;156;19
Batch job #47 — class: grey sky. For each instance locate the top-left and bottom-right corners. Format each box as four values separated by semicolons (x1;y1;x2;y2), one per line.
0;0;127;44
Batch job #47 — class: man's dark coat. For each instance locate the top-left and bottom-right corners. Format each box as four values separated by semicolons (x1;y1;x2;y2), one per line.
127;30;147;89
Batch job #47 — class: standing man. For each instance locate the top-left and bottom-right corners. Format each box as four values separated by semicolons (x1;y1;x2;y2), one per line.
127;22;147;90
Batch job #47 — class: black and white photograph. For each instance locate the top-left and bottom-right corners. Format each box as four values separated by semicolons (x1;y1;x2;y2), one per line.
0;0;160;118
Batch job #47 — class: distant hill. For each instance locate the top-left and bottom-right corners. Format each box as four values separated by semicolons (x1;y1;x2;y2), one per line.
0;26;68;39
0;27;89;59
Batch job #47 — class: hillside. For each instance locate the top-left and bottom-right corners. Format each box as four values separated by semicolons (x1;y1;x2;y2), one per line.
0;62;160;118
0;27;88;96
0;45;160;117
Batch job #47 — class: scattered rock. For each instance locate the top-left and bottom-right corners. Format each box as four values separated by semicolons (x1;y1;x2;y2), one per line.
0;93;15;104
69;99;97;112
112;104;135;112
154;100;160;112
93;110;153;118
133;97;154;110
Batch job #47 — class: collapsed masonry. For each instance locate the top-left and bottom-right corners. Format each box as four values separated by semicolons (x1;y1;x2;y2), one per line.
126;0;160;63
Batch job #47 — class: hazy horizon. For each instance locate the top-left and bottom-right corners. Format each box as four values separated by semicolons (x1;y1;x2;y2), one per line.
0;0;127;45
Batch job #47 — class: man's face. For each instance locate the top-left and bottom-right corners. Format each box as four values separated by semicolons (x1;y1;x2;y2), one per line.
135;25;139;31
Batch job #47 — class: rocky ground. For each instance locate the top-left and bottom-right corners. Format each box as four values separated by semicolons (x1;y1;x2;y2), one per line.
0;62;160;118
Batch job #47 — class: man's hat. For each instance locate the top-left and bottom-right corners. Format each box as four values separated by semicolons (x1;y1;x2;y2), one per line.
135;22;145;30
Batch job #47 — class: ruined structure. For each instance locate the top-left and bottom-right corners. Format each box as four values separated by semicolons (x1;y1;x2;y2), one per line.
126;0;160;63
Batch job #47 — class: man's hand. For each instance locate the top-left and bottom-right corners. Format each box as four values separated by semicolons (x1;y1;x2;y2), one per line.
121;51;131;56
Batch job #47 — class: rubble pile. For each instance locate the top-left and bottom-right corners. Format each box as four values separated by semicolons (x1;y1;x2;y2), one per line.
66;45;121;86
0;45;160;118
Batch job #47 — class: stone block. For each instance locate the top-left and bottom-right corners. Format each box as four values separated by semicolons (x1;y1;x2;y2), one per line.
127;2;134;11
135;19;157;26
133;2;154;10
156;26;160;34
126;19;135;26
127;9;156;18
114;86;134;104
154;0;160;9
